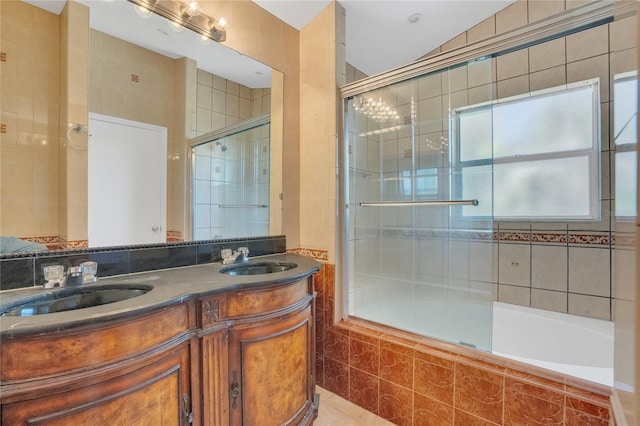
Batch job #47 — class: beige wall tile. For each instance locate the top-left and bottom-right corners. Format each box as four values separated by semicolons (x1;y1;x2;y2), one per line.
613;248;635;300
496;49;529;81
529;65;566;92
498;243;531;287
496;0;528;33
567;54;610;102
566;24;609;63
498;283;531;306
529;38;565;72
610;15;636;52
568;293;610;320
568;247;611;297
466;16;496;44
528;0;566;23
532;245;568;291
531;288;568;313
496;74;529;98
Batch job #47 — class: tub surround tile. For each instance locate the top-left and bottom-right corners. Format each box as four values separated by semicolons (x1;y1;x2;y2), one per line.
455;363;505;424
380;346;414;389
454;409;501;425
324;329;350;365
323;357;350;400
414;356;454;405
379;379;413;426
349;337;379;376
349;367;379;414
503;377;564;425
414;393;454;426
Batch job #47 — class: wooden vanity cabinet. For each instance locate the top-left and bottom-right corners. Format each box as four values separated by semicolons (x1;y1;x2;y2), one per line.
1;271;319;426
198;276;318;426
0;303;197;426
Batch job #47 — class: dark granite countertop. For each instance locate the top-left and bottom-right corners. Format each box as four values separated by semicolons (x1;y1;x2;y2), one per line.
0;253;321;337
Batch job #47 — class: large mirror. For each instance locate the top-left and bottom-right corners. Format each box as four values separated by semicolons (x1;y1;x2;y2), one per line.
1;0;283;254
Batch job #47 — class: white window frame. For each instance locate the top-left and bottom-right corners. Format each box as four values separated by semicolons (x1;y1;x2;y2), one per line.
452;79;601;221
613;71;638;220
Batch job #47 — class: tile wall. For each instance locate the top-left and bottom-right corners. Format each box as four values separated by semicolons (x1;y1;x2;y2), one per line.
1;1;61;244
192;70;271;240
192;123;270;240
194;68;271;135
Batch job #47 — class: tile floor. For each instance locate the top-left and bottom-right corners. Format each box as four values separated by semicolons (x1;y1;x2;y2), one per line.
315;386;395;426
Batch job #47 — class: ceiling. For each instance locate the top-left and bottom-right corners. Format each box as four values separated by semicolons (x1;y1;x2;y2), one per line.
23;0;515;85
254;0;516;77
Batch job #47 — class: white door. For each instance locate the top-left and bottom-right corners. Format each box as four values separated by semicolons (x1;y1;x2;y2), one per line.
88;113;167;247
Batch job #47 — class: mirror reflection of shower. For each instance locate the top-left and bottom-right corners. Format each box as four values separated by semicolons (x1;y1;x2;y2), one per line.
216;141;228;152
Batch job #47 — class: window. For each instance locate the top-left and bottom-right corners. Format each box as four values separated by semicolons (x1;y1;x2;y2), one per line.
613;72;637;219
454;79;601;220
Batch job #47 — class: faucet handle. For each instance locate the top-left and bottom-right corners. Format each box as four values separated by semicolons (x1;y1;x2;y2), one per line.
80;261;98;284
239;247;249;255
221;248;233;258
43;264;65;288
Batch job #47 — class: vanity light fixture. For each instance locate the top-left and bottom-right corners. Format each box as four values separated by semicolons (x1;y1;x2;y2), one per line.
127;0;226;42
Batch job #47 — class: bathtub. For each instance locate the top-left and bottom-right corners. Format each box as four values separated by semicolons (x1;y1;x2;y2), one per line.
492;302;614;386
353;298;614;386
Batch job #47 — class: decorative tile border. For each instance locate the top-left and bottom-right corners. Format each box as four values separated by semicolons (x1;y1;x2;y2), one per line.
568;233;610;247
65;239;89;249
531;232;567;244
21;236;62;250
166;230;182;239
287;247;329;261
355;227;618;247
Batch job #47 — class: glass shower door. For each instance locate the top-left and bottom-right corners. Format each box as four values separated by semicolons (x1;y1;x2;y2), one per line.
346;58;494;351
191;120;270;240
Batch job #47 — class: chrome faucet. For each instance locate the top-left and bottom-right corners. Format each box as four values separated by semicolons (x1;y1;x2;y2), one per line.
221;247;249;265
43;261;98;288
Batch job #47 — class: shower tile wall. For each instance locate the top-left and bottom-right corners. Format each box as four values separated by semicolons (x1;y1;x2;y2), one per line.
348;14;636;322
194;69;270;135
193;70;271;240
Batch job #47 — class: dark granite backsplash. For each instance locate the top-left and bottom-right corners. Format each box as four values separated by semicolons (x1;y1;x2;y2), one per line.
0;236;286;291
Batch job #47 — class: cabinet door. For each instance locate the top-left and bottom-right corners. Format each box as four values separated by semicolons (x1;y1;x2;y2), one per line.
2;345;192;426
228;305;315;426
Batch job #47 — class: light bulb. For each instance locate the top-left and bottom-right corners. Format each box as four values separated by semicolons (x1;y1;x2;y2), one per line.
134;5;152;18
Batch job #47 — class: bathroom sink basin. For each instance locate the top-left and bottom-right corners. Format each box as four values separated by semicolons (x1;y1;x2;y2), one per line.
220;261;297;276
0;284;152;317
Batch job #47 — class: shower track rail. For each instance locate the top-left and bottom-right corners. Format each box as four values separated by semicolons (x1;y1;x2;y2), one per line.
360;199;479;207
